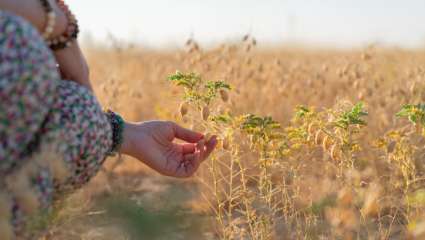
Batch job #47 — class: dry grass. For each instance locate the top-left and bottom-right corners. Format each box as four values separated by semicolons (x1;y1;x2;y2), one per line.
45;40;425;240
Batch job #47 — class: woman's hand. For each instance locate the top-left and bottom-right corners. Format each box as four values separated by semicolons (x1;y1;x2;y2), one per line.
0;0;67;37
121;121;217;178
54;42;93;91
0;0;93;90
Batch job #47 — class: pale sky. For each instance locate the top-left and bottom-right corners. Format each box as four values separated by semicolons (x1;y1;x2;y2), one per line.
70;0;425;49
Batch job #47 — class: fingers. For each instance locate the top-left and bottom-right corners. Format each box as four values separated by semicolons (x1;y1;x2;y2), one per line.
177;136;218;178
177;136;217;156
173;123;204;143
178;151;201;178
181;143;196;154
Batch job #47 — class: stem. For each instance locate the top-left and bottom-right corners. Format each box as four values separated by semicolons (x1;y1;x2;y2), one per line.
236;150;257;239
227;148;235;234
211;155;226;238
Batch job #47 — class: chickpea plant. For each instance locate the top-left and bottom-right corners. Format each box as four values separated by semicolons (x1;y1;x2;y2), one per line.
168;71;243;239
168;71;287;239
369;103;425;235
296;102;368;171
374;104;425;192
375;104;425;191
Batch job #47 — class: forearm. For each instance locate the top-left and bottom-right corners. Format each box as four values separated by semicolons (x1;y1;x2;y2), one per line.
54;43;94;91
0;0;67;37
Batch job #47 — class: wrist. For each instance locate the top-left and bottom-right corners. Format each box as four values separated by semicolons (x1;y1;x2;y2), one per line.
120;122;135;155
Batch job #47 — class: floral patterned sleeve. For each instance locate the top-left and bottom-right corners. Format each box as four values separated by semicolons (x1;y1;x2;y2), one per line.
0;11;113;238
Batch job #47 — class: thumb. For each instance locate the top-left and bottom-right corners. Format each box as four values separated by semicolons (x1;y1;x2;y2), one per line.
172;123;204;143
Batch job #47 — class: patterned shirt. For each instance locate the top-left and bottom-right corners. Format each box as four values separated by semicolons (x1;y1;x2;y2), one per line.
0;11;113;239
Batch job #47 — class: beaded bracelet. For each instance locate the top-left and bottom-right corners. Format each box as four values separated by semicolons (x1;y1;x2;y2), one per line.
46;0;80;51
105;110;125;156
39;0;57;40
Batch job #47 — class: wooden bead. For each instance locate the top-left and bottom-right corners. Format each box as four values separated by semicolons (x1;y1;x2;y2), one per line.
40;0;57;40
46;0;80;50
47;11;56;19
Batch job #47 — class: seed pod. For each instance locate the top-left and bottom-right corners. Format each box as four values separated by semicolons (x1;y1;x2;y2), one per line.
361;53;371;61
330;144;340;160
220;89;229;102
185;38;193;46
308;123;316;136
354;70;361;79
306;135;312;142
179;102;189;117
202;106;210;121
342;65;349;75
386;141;396;153
322;135;331;151
222;137;230;150
245;44;252;52
410;82;417;94
314;130;323;145
353;80;359;89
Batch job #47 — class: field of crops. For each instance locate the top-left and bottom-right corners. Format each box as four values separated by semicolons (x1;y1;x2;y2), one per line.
45;39;425;239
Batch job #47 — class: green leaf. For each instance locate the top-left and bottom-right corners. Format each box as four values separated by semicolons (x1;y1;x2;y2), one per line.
211;113;233;124
334;102;368;129
167;71;202;89
397;104;425;125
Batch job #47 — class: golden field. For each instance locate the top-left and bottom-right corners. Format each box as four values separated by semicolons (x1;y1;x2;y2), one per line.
44;40;425;240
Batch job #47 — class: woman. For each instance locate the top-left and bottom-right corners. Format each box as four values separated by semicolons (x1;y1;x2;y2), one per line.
0;0;217;238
